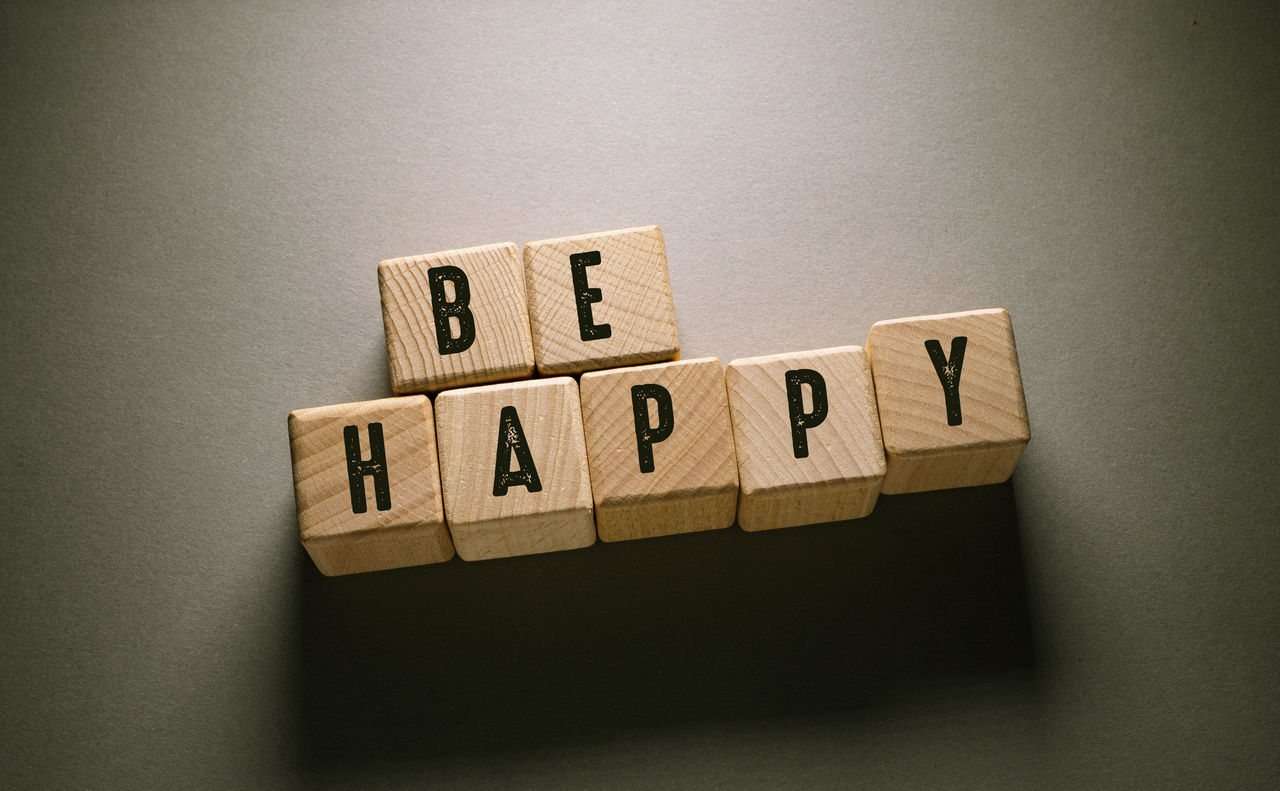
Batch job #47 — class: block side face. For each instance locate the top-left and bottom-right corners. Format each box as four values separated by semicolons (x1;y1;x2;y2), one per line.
303;521;455;576
523;226;680;375
378;243;535;394
867;308;1030;456
869;307;1008;329
450;505;596;561
580;356;721;383
595;480;737;509
580;358;737;507
288;394;428;425
726;346;887;497
537;346;681;376
288;396;445;548
595;488;736;542
737;478;881;532
526;225;660;246
435;377;593;528
882;441;1027;494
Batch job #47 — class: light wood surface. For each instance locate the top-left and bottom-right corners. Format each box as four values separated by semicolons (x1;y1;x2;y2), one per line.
379;242;536;394
579;357;738;542
522;226;680;375
866;308;1030;494
726;346;886;531
434;377;596;561
288;396;453;575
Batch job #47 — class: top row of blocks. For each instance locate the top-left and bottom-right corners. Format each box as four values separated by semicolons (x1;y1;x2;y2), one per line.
379;225;680;393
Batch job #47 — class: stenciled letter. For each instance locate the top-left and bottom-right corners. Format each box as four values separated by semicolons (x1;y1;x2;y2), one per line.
569;251;612;341
785;369;828;459
924;337;967;426
492;406;543;496
427;265;476;354
343;423;392;513
630;383;674;474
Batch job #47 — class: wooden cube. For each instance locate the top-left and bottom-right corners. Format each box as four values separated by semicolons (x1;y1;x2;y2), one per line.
434;377;596;561
726;346;887;531
522;225;680;375
579;358;738;542
865;308;1030;494
288;396;453;575
379;243;536;394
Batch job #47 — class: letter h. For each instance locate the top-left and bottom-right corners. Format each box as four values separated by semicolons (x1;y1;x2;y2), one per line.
343;423;392;513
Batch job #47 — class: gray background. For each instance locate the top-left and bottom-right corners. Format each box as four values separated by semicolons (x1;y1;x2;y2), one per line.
3;1;1278;787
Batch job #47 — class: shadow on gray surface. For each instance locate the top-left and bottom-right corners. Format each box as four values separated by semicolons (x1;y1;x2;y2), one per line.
292;481;1035;772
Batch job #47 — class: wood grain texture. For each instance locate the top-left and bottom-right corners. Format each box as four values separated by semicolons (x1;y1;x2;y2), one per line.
579;357;738;542
522;225;680;375
288;396;453;576
434;377;595;561
379;242;536;394
866;308;1030;494
726;346;886;532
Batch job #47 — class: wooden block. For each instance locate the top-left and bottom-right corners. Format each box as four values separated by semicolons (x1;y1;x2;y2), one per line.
434;377;596;561
379;242;536;394
288;396;453;575
865;308;1030;494
725;346;886;532
522;225;680;375
579;357;738;542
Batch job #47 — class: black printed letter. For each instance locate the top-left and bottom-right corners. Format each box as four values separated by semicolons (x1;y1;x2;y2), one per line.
344;423;392;513
924;337;967;426
631;384;674;474
569;251;612;341
492;406;543;496
785;369;828;459
428;265;476;354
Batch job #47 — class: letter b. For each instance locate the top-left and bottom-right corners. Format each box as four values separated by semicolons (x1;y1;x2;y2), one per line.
428;265;476;354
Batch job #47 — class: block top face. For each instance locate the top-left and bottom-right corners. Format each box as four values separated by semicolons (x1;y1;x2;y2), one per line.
522;225;680;375
288;395;444;542
726;346;886;496
866;308;1030;456
579;357;737;505
434;377;592;523
378;242;536;394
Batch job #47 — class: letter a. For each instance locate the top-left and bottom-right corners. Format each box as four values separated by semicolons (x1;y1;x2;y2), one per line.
493;406;543;496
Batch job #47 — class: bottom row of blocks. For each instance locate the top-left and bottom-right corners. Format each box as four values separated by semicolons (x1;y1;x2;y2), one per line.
289;310;1030;575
